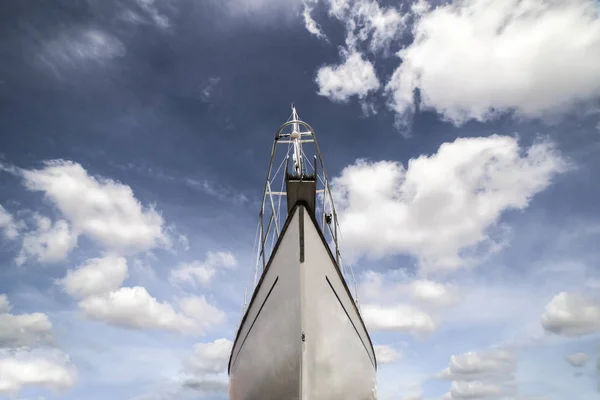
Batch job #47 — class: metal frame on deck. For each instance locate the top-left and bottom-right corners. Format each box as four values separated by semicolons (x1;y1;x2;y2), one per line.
242;105;360;314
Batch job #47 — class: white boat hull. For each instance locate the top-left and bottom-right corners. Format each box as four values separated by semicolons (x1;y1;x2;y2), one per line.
229;204;377;400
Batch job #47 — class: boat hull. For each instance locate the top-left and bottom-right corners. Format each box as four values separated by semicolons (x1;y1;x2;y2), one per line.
229;205;377;400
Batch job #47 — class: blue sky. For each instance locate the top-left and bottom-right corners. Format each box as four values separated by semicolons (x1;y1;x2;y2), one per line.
1;0;600;399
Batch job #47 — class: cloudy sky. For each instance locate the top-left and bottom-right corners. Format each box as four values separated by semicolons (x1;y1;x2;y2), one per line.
1;0;600;399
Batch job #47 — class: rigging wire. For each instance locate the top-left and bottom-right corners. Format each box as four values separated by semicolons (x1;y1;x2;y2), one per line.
241;108;362;317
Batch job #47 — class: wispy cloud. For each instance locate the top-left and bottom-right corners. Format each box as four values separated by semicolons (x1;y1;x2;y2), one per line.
170;251;237;288
0;205;19;240
38;28;125;77
121;0;173;30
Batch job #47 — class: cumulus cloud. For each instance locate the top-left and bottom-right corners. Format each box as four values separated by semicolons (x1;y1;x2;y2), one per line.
0;349;77;395
437;349;516;399
170;251;237;287
57;253;226;334
309;0;404;108
361;303;435;336
541;292;600;336
0;296;8;314
332;135;567;272
180;338;232;393
58;255;128;299
565;353;589;367
358;271;461;312
315;51;380;103
443;380;514;399
0;295;53;348
16;215;77;265
374;344;401;364
21;160;171;255
0;205;18;239
186;338;232;374
437;350;516;381
410;280;461;308
386;0;600;127
0;298;74;395
79;288;225;334
358;269;404;303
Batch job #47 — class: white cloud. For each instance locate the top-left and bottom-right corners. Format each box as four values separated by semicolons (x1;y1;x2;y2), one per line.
0;295;53;348
411;0;430;16
358;271;461;310
21;160;171;255
410;280;461;308
0;349;76;395
444;380;513;399
170;251;237;287
0;205;18;239
541;292;600;336
315;51;380;103
314;0;405;52
178;296;227;329
437;350;516;381
438;349;517;399
361;303;435;336
0;296;9;314
16;215;77;265
304;0;405;109
179;338;232;394
56;251;226;335
186;338;232;374
374;344;401;364
59;255;128;299
347;0;406;52
386;0;600;126
565;352;589;367
302;1;327;39
332;135;567;272
79;288;225;334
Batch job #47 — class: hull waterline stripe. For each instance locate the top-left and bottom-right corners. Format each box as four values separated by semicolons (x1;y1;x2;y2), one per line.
326;275;375;368
232;276;280;367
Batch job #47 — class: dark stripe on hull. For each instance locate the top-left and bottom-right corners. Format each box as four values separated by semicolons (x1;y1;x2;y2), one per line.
326;275;375;368
231;276;279;367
